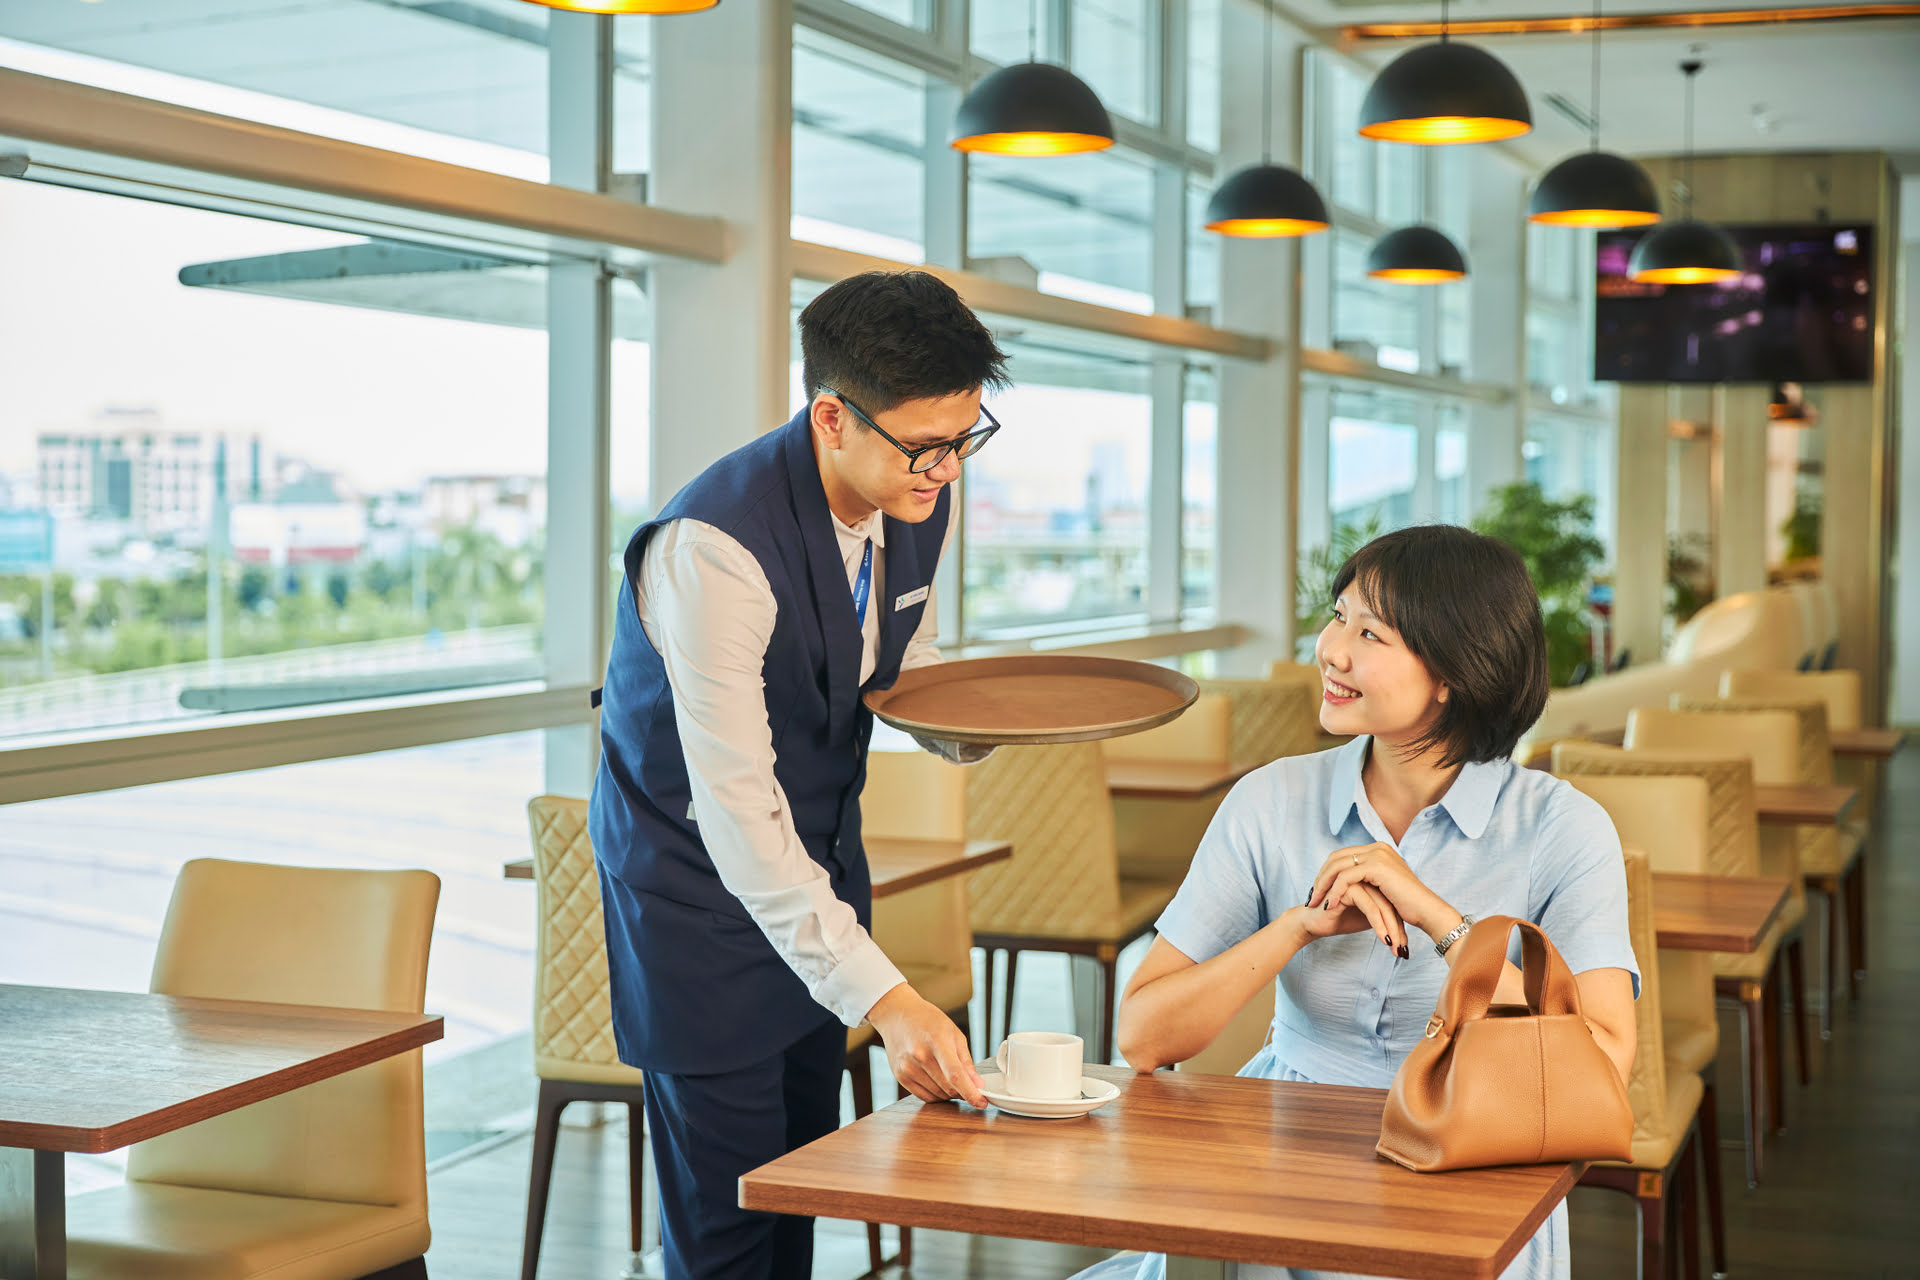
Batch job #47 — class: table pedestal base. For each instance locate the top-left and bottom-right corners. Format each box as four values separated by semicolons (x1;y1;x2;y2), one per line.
1166;1256;1227;1280
0;1148;63;1280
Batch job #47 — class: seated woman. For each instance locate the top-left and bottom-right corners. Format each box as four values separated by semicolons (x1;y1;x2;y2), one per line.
1079;525;1638;1280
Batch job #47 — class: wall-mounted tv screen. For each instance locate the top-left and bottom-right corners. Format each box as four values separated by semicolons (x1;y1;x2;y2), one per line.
1593;223;1874;384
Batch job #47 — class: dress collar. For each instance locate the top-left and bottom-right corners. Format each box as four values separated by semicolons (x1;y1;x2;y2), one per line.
1326;735;1505;840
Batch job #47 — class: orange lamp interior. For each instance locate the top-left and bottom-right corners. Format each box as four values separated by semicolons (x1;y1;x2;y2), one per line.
1631;265;1743;285
1367;267;1466;283
522;0;717;11
1204;217;1330;238
1359;116;1531;144
1528;208;1661;228
951;132;1116;156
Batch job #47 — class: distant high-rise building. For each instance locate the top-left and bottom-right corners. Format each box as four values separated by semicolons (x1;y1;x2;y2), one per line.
35;408;268;533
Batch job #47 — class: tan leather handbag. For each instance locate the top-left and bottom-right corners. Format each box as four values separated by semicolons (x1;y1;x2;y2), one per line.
1377;916;1633;1172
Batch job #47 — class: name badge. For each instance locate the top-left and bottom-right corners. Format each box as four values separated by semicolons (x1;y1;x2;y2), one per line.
894;586;930;611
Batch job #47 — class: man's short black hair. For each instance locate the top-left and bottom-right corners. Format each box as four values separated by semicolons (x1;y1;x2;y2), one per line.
799;271;1010;416
1329;524;1550;767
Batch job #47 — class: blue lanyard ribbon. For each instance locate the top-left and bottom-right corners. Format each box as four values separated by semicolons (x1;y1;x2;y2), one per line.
852;539;873;626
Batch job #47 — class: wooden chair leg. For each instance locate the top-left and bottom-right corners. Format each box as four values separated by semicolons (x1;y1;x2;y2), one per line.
847;1047;885;1274
1846;856;1867;992
1097;952;1120;1066
519;1081;569;1280
1637;1175;1668;1280
1734;980;1767;1186
1783;935;1810;1089
1679;1126;1701;1280
1698;1073;1728;1279
1817;879;1840;1039
1001;949;1020;1044
627;1099;646;1254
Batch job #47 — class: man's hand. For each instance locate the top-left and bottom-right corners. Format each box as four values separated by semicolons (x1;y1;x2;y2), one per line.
910;733;997;766
866;983;989;1108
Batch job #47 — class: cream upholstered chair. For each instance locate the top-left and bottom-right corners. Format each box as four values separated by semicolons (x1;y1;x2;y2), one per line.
64;859;440;1280
1552;739;1789;1188
1679;694;1865;1037
520;796;648;1280
1101;693;1232;886
967;741;1177;1062
1564;773;1727;1277
1199;678;1321;770
1578;847;1707;1280
1721;669;1873;1002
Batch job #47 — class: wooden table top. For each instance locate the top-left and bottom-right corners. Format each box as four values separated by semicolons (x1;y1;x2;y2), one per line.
0;985;444;1154
740;1064;1576;1279
1105;759;1256;799
1830;727;1906;758
505;836;1011;898
1754;783;1857;826
1652;873;1790;953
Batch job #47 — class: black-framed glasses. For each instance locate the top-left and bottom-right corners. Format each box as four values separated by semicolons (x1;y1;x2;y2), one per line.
821;389;1000;475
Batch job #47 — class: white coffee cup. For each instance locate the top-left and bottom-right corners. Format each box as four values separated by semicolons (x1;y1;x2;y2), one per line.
994;1031;1085;1101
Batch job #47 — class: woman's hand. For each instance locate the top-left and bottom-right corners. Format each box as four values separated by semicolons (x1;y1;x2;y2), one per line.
1286;880;1409;958
1307;842;1460;944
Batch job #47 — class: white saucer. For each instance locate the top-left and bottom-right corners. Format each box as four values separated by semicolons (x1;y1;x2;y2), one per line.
977;1071;1120;1119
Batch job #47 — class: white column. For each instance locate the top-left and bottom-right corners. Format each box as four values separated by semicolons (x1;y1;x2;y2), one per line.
1895;227;1920;722
1463;150;1525;518
650;2;795;504
1212;13;1307;677
545;12;613;797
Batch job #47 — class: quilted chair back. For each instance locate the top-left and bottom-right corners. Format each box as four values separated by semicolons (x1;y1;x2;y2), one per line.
1610;846;1694;1168
1678;695;1842;881
1198;680;1319;769
1721;668;1862;732
861;752;974;988
527;795;644;1087
1551;743;1761;879
966;741;1123;939
131;859;439;1208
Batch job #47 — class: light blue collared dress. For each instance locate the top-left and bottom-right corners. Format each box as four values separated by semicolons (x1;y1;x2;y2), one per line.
1075;735;1639;1280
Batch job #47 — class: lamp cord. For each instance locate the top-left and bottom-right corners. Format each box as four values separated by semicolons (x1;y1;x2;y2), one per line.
1029;0;1037;62
1681;58;1702;218
1589;0;1602;150
1261;5;1273;163
1440;0;1450;43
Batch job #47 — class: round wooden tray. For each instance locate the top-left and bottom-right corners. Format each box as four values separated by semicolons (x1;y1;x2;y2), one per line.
864;655;1200;746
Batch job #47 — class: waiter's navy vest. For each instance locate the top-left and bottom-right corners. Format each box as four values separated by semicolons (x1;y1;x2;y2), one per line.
589;409;948;1075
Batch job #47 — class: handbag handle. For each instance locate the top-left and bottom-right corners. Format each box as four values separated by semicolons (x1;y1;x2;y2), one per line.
1432;916;1583;1033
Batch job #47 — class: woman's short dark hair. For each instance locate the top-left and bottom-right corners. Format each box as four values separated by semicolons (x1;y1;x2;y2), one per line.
799;271;1010;414
1329;524;1549;766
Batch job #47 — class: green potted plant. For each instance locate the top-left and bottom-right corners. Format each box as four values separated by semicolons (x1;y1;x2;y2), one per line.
1470;483;1606;688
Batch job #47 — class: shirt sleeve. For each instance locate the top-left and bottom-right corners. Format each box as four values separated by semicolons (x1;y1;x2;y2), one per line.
1152;771;1278;964
1530;785;1643;999
900;503;957;672
637;519;906;1027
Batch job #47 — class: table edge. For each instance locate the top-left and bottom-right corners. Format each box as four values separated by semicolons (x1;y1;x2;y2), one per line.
0;1010;444;1154
870;841;1013;898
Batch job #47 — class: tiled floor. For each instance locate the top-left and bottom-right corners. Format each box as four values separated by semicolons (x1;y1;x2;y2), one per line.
424;748;1918;1279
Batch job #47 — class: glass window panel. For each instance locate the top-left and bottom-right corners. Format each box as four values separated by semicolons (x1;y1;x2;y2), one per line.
793;33;926;260
0;732;544;1180
1527;310;1573;395
1071;0;1158;125
1525;416;1614;558
973;0;1051;64
969;147;1154;312
1328;390;1419;530
1186;178;1220;318
613;19;652;180
963;344;1151;635
1437;410;1468;526
0;6;549;178
841;0;929;28
1527;221;1578;298
1182;363;1218;618
0;181;553;741
1186;0;1222;152
1332;229;1421;370
1320;55;1372;215
1377;144;1421;225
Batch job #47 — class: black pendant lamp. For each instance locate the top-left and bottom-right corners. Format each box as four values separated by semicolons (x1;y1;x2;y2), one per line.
1529;0;1658;226
1367;225;1467;283
1359;0;1532;144
952;1;1114;156
515;0;716;11
1629;60;1743;285
1205;8;1328;237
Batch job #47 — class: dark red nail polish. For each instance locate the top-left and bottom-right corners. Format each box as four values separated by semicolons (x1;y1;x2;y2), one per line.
1397;944;1409;960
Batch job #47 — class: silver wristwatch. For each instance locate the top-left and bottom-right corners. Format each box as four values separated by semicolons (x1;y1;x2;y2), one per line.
1433;914;1476;958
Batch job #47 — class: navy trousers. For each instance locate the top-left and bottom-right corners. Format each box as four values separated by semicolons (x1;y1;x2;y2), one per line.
643;1015;846;1280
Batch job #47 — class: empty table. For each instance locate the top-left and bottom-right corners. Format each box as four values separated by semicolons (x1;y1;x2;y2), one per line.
1651;873;1791;953
1753;783;1856;826
1104;760;1255;800
505;836;1010;893
742;1064;1577;1279
0;984;443;1280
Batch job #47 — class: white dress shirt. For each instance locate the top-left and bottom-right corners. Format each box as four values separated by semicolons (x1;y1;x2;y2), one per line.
634;506;949;1028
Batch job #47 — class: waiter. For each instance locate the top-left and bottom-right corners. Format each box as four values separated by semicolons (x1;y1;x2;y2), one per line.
589;270;1007;1279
